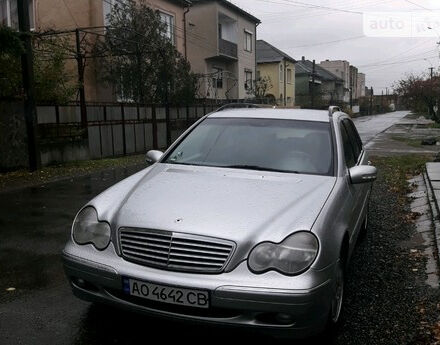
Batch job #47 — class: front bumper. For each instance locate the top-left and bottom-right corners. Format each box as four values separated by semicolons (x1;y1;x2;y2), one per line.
63;242;335;338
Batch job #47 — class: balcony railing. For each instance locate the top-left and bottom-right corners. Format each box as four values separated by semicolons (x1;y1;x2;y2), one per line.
219;38;237;59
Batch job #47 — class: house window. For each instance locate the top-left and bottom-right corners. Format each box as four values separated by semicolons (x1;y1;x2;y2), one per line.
245;70;252;90
287;68;292;84
1;0;34;29
213;67;223;89
244;31;252;52
159;11;175;45
279;64;284;82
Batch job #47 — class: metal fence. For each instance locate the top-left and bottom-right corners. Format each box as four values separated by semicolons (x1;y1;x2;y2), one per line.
36;102;220;165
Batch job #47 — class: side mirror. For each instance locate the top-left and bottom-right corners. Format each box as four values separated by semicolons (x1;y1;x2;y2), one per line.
349;165;377;184
146;150;163;164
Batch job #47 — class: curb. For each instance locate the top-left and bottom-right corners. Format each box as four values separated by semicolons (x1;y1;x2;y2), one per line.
423;165;440;266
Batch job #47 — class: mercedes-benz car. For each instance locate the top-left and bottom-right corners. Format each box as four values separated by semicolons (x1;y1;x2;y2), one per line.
63;106;377;339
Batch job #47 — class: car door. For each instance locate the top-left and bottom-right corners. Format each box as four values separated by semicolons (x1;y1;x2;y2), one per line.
341;118;369;243
339;118;364;248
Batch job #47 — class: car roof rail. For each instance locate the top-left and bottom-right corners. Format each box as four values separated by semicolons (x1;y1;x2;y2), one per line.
328;105;341;117
216;103;264;111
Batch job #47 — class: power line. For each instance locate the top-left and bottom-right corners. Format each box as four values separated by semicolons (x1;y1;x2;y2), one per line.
259;0;393;21
255;0;362;15
404;0;432;10
285;35;365;48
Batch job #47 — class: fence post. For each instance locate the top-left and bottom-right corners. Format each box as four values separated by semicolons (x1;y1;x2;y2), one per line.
166;102;171;147
121;103;126;155
152;104;158;149
186;103;190;127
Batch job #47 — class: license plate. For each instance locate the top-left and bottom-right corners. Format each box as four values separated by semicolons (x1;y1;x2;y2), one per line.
123;278;209;309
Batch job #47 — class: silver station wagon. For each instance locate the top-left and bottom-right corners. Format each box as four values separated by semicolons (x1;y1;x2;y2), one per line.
63;106;377;339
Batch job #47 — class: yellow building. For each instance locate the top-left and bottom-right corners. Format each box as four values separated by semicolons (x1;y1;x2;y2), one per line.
256;40;296;107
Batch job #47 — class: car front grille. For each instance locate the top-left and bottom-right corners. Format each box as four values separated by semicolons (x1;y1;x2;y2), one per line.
119;228;235;273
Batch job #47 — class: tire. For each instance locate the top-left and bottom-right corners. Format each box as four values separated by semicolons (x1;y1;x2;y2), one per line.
320;259;345;338
359;208;369;240
329;260;345;325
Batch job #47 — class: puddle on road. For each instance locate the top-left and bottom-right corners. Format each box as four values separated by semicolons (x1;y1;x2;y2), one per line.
407;175;440;288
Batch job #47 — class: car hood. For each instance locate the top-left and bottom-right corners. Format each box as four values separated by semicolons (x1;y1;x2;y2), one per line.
95;164;336;248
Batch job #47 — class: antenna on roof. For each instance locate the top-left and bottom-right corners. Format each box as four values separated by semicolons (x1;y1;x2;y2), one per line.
328;106;340;117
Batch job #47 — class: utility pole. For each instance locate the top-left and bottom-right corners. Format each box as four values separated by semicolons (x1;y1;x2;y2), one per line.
17;0;40;171
381;90;384;113
430;67;434;80
370;86;373;115
311;60;316;108
284;61;287;107
75;29;87;129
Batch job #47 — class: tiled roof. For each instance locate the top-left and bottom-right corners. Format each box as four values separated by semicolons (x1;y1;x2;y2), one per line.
192;0;261;23
256;40;296;64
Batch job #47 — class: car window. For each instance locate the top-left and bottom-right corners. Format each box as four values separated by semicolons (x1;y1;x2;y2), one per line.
347;120;363;150
163;117;334;176
342;119;362;162
340;123;356;168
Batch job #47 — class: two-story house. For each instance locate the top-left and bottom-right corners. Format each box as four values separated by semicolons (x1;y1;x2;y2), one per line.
186;0;260;100
256;40;295;107
1;0;191;102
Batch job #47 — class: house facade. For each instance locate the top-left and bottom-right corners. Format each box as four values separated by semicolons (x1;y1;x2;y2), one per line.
295;57;344;108
357;72;366;98
186;0;260;100
1;0;192;102
349;65;359;102
256;40;295;106
319;60;350;103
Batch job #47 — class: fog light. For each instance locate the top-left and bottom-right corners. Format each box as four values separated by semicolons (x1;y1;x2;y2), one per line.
76;278;86;287
275;313;295;324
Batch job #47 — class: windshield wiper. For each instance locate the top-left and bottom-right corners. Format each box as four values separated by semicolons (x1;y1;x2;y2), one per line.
220;165;299;174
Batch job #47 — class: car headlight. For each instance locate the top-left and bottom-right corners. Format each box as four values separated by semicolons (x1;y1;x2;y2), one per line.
248;231;319;275
72;207;111;250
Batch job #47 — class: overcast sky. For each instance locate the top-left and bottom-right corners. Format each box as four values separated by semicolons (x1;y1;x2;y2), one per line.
229;0;440;94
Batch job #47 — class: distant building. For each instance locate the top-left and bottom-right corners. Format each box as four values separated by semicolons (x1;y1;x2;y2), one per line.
256;40;296;106
349;65;359;102
357;73;366;98
295;57;344;108
319;60;350;103
186;0;260;100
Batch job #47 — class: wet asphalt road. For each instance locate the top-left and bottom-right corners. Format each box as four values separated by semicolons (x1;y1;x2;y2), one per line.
0;111;418;344
353;110;410;144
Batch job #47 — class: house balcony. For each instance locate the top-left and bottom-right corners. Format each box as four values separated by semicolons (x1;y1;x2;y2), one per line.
219;38;238;59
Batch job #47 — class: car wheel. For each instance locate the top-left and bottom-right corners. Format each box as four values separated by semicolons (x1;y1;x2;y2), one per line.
359;209;368;239
330;260;344;324
316;259;345;340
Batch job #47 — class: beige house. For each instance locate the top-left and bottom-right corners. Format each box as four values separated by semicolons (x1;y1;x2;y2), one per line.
186;0;260;100
1;0;191;102
256;40;295;107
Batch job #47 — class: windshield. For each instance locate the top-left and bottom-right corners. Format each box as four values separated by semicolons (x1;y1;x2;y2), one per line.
163;117;334;176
